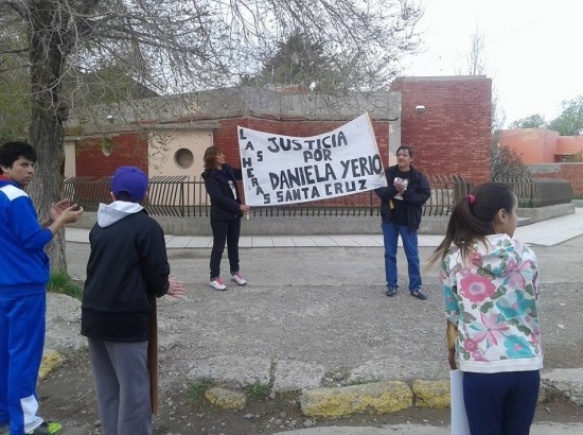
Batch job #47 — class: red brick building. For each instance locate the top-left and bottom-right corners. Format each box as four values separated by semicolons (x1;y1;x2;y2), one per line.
67;76;493;187
498;128;583;195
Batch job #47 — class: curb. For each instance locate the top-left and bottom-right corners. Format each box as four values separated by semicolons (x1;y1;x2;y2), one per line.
300;381;412;418
299;378;548;418
38;351;572;420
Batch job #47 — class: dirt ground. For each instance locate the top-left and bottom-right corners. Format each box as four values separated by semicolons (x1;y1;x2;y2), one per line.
37;350;583;435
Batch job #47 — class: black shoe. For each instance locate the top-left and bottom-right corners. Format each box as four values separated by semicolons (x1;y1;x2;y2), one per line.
385;286;397;297
411;289;428;300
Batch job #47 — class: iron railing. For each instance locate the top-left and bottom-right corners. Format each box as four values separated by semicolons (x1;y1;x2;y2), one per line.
62;174;489;219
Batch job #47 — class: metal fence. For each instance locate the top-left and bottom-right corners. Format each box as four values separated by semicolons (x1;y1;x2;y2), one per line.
494;177;574;207
62;174;477;219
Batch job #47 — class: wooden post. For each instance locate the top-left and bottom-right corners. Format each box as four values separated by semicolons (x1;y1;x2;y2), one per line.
147;294;159;415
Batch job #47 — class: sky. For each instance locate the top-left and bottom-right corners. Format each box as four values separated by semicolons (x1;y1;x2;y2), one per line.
403;0;583;127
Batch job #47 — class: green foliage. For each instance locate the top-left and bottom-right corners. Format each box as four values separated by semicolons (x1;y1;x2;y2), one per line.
47;271;83;300
508;96;583;136
548;96;583;136
508;114;547;129
188;379;214;404
246;381;270;400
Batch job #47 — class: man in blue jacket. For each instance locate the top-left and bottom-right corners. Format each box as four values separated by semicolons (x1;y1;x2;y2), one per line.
374;145;431;300
0;141;83;435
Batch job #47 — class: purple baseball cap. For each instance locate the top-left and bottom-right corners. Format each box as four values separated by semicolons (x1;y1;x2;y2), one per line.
110;166;148;201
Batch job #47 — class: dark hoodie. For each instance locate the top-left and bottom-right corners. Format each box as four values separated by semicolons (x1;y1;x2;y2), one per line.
81;201;170;342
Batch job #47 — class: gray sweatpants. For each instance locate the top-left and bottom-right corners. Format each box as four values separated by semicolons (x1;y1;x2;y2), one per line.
87;338;152;435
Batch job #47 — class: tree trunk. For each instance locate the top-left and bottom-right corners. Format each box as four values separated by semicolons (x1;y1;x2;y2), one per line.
27;0;69;272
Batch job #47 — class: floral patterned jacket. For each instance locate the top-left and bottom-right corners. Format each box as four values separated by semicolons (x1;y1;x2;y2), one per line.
441;234;543;373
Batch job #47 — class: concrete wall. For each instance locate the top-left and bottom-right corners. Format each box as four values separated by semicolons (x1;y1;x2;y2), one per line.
64;139;76;178
499;129;558;164
148;128;213;180
71;212;450;236
69;203;573;237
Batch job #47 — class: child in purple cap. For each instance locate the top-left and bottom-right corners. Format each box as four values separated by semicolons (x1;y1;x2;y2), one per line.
110;166;148;202
81;165;185;435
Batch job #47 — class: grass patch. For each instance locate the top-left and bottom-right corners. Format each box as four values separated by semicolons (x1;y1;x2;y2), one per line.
189;379;214;404
47;271;83;300
246;381;270;400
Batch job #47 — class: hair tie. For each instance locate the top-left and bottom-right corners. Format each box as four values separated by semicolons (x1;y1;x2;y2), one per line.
467;194;476;205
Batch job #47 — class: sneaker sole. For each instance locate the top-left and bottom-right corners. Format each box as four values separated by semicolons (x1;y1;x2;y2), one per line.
209;283;227;291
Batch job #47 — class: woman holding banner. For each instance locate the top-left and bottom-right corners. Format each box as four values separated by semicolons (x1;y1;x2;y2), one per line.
202;146;251;291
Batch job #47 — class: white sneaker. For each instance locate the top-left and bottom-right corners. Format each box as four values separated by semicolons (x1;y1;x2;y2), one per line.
230;272;247;286
209;277;227;290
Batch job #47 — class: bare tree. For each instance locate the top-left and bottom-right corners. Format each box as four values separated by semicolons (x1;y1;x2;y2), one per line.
0;0;423;271
466;26;485;76
460;25;528;181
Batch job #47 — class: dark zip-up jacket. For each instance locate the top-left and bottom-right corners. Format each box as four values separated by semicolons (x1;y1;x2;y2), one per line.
374;165;431;231
81;202;170;342
202;164;243;220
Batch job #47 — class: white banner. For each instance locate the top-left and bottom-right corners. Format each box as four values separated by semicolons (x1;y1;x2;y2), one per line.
237;113;387;206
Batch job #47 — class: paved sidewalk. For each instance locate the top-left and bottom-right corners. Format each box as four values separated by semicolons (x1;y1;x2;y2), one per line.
65;208;583;248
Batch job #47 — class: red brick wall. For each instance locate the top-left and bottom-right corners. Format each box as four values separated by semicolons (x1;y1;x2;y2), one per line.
76;133;149;178
391;76;492;184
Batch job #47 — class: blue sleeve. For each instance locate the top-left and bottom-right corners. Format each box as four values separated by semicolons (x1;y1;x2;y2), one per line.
9;196;53;251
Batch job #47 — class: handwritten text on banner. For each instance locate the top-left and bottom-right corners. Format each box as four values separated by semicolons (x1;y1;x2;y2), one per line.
238;113;388;206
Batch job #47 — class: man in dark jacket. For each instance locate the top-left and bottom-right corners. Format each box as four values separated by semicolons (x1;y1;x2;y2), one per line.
81;166;184;435
374;146;431;300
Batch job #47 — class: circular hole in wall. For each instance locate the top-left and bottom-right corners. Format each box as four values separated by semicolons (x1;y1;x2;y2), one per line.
174;148;194;169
